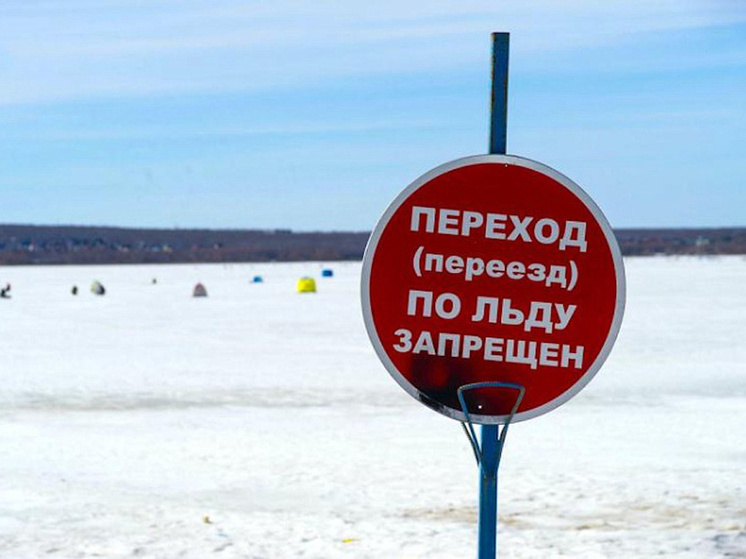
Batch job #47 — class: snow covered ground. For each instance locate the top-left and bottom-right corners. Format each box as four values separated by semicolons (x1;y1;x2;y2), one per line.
1;257;744;558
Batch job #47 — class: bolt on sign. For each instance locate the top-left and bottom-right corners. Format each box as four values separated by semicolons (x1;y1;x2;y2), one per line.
361;155;625;423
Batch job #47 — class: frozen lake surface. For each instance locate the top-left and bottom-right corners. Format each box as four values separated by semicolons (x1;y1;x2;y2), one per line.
1;257;745;558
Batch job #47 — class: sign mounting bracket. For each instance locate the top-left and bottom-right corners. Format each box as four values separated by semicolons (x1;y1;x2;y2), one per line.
458;382;525;467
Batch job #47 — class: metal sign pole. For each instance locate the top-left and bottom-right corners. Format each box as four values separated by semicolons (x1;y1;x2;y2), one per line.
478;423;500;558
480;32;510;559
490;32;509;156
458;382;524;559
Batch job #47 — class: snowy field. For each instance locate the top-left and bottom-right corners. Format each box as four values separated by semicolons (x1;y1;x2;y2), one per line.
1;257;745;558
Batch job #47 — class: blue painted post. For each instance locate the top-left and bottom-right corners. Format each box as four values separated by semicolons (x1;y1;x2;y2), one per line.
478;32;509;559
478;424;500;558
490;32;509;156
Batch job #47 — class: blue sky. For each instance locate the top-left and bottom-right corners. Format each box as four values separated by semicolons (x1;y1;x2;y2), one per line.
1;0;744;231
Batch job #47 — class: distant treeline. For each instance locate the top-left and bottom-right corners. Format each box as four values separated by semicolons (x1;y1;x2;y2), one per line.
0;224;744;265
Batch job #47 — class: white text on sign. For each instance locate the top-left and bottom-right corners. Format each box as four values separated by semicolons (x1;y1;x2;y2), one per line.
410;206;588;252
412;246;579;289
392;328;584;371
407;290;576;333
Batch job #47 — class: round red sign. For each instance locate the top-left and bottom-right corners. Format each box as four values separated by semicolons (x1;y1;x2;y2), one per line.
361;155;625;423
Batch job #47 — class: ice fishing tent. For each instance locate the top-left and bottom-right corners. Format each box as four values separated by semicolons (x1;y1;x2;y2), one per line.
90;281;106;296
252;275;263;283
193;283;208;297
321;269;334;278
296;277;316;293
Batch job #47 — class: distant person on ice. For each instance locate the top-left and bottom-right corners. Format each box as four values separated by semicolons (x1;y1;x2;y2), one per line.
90;281;106;296
0;283;11;298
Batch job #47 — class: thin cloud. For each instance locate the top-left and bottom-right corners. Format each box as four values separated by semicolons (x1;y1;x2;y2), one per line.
5;119;452;142
1;0;744;105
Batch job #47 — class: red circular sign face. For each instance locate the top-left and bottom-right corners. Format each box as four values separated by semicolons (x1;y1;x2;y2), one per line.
361;155;625;423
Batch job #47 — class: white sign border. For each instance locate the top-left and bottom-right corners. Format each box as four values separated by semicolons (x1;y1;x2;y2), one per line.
361;154;626;424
